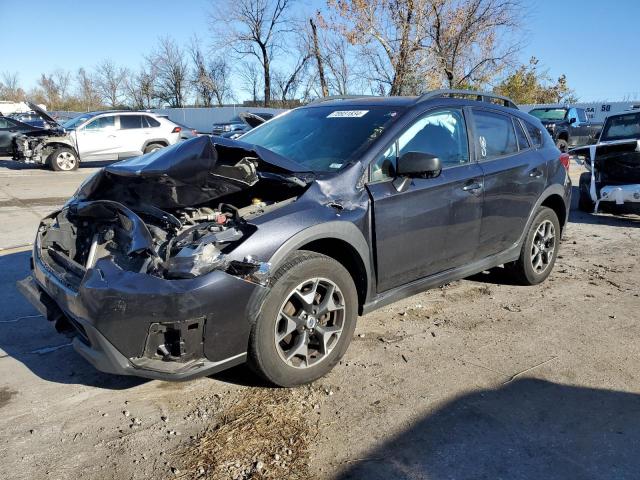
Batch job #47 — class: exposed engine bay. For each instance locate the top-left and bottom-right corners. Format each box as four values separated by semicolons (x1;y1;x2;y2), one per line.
36;136;309;286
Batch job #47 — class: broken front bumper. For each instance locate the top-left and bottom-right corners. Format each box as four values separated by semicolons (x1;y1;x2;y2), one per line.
18;244;267;381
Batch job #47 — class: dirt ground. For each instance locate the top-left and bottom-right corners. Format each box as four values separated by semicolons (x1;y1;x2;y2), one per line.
1;162;639;480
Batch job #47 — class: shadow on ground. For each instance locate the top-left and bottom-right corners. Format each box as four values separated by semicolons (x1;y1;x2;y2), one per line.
0;250;144;389
338;378;640;480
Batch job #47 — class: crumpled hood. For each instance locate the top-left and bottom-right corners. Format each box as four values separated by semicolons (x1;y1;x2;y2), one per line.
74;135;310;209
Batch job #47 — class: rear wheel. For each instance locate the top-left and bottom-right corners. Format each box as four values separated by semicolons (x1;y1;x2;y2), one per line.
143;143;165;154
248;251;358;387
556;138;568;152
578;172;595;212
506;207;560;285
47;147;78;171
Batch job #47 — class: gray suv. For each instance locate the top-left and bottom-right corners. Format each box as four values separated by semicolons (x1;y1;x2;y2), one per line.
18;90;571;386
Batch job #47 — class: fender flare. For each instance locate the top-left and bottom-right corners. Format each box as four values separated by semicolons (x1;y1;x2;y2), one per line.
141;138;169;152
517;184;569;247
268;220;373;291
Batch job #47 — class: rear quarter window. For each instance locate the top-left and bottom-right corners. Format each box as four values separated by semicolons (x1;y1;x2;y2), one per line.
523;120;544;148
143;116;160;128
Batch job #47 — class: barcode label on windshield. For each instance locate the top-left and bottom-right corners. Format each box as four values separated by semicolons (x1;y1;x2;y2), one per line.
327;110;369;118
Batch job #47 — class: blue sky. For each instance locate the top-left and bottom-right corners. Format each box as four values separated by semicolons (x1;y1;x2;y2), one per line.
1;0;638;101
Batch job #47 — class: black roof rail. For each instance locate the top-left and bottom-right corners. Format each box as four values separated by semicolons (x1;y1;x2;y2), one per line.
417;89;518;109
308;95;376;105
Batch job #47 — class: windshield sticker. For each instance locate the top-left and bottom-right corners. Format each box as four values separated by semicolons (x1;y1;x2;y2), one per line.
327;110;369;118
329;163;343;169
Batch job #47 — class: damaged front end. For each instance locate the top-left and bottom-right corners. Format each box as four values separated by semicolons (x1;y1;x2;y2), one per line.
19;136;311;379
14;129;71;164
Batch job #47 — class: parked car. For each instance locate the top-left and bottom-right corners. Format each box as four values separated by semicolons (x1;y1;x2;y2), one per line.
156;115;199;140
17;90;570;386
212;112;275;137
0;116;45;156
572;110;640;213
528;106;602;152
14;108;183;171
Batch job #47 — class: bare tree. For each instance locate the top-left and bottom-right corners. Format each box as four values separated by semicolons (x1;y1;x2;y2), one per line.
425;0;521;88
210;0;295;106
189;38;233;106
125;65;157;109
309;17;328;97
95;59;128;107
76;68;102;111
147;36;190;107
238;61;262;104
35;70;73;109
0;71;25;101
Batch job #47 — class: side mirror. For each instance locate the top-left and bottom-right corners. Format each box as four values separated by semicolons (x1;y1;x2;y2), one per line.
396;151;442;178
569;117;577;124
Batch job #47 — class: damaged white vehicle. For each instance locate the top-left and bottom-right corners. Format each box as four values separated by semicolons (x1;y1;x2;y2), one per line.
13;104;183;171
573;110;640;213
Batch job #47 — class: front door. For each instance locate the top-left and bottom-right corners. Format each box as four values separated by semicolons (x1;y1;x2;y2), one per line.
367;107;484;292
76;115;119;160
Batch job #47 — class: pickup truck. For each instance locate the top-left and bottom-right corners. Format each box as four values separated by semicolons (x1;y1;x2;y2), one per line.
528;106;602;152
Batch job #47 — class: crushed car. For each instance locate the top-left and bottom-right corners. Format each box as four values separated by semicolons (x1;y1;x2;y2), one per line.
13;105;183;171
572;110;640;213
17;90;571;387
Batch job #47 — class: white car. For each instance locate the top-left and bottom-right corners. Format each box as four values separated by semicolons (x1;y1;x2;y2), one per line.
15;108;184;171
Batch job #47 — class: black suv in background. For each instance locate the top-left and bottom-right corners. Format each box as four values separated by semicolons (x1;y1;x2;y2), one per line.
528;106;602;151
18;90;571;387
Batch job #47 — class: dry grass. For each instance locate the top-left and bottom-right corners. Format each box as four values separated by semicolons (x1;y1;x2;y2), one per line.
180;386;320;479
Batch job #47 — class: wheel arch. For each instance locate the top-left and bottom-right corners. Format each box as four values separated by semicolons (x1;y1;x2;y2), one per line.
142;138;169;151
268;222;373;313
540;193;568;232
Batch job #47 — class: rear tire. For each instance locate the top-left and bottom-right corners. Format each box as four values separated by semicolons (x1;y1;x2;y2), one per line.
556;138;568;152
506;207;560;286
248;250;358;387
578;172;595;212
47;147;78;171
143;143;165;154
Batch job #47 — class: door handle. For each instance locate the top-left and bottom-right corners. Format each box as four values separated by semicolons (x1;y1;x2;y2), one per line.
529;168;543;178
462;182;482;192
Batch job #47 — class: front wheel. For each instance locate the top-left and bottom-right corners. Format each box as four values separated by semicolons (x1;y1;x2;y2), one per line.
506;207;560;285
47;147;79;171
143;143;165;154
248;251;358;387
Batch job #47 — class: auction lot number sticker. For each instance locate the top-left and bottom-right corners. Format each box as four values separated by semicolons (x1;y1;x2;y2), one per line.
327;110;369;118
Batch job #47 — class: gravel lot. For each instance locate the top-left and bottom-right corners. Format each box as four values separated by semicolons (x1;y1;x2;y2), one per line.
0;156;638;479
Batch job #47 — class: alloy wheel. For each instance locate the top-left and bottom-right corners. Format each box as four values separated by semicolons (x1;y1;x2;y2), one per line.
530;219;556;274
274;277;345;368
56;151;77;171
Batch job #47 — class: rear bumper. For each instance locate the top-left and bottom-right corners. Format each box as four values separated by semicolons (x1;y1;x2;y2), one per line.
18;245;266;381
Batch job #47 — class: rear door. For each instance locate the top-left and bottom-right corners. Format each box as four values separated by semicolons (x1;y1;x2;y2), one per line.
367;107;484;292
471;109;547;259
75;115;119;160
116;115;146;157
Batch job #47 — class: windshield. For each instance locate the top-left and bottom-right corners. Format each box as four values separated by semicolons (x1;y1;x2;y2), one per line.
528;108;567;121
240;105;404;172
600;113;640;142
63;114;94;129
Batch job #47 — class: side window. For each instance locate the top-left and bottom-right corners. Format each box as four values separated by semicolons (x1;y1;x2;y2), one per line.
143;116;160;128
523;120;543;148
84;116;115;130
513;118;530;150
120;115;143;130
398;108;469;168
370;142;397;183
0;118;9;129
473;110;518;160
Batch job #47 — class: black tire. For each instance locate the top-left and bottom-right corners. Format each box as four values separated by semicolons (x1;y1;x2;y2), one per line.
248;250;358;387
143;143;165;154
47;147;79;171
556;138;568;152
506;207;561;286
578;172;595;212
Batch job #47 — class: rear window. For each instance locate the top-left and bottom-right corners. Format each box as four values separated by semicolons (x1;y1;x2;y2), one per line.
120;115;143;129
523;120;543;148
601;113;640;141
472;110;518;160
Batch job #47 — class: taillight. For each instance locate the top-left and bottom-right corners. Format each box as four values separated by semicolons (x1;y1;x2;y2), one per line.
559;153;570;172
171;126;182;134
